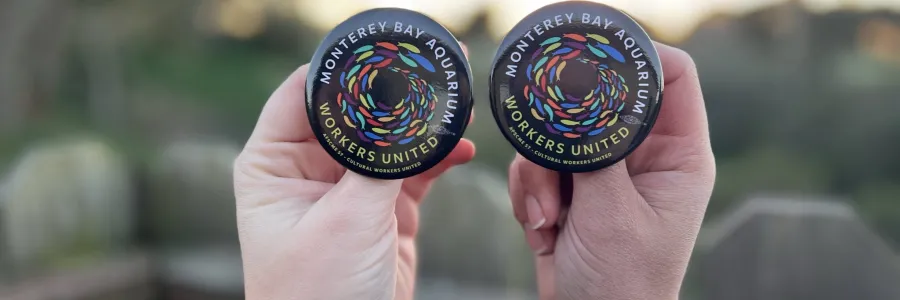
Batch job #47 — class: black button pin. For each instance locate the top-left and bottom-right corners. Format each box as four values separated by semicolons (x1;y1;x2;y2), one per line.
307;8;473;179
490;1;663;173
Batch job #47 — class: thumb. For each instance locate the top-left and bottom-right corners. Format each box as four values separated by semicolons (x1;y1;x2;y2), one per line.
311;171;403;235
570;163;645;230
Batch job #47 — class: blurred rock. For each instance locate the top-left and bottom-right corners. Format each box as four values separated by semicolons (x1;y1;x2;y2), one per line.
145;139;240;246
145;139;243;298
0;137;133;273
698;196;900;300
156;246;243;300
418;164;536;292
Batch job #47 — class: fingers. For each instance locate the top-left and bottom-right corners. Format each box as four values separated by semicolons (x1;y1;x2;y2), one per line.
622;43;714;214
247;64;314;145
534;255;556;300
314;171;404;235
509;155;562;255
625;43;714;178
570;43;712;215
509;155;561;229
523;225;558;256
414;139;476;180
401;138;476;202
650;42;708;139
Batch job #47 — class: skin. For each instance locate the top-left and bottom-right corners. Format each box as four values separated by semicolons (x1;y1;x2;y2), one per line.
234;42;714;300
508;43;716;300
233;62;475;300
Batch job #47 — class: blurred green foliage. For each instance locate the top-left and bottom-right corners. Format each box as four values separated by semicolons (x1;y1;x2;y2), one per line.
2;0;900;291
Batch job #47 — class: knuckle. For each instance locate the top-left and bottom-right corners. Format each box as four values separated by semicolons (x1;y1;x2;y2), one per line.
672;47;697;69
676;49;699;79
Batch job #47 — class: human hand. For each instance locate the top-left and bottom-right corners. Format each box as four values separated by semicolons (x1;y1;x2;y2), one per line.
508;43;716;300
233;64;475;300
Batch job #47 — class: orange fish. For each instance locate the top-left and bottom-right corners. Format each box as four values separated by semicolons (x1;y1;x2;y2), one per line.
377;42;399;51
358;64;372;80
358;106;374;118
554;111;572;118
563;33;587;42
545;56;560;72
405;128;419;137
374;58;392;68
562;50;581;60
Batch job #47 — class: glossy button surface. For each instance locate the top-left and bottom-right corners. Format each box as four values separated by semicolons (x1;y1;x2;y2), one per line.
490;1;663;172
307;8;473;179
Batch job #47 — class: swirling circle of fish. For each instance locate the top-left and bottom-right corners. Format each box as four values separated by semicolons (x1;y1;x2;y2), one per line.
337;41;438;147
524;33;630;139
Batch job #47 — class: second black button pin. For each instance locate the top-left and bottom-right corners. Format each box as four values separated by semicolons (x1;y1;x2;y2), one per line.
490;1;663;173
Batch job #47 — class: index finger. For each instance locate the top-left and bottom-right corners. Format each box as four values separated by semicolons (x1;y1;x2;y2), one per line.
246;64;314;145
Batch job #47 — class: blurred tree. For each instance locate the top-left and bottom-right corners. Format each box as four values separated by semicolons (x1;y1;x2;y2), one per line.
0;0;71;133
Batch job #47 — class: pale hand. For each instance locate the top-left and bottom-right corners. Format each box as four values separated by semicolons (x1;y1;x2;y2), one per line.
508;43;716;300
234;64;475;300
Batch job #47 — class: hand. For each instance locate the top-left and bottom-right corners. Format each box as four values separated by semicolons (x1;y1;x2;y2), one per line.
508;43;715;300
233;64;475;300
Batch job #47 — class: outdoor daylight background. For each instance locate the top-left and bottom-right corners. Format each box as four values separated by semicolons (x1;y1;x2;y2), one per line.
2;0;900;299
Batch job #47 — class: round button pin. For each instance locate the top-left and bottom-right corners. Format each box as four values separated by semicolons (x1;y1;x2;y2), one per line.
490;1;663;173
306;8;473;180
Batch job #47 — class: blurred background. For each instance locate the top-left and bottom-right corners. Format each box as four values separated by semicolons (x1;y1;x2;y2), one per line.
1;0;900;299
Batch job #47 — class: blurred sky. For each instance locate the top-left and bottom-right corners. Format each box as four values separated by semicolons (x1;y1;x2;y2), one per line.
273;0;900;41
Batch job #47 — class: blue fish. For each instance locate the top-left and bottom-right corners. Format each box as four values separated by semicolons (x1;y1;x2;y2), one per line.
588;128;606;136
365;56;385;64
596;44;625;63
364;131;383;140
553;124;573;132
407;52;435;72
549;66;558;83
361;74;370;91
552;47;573;55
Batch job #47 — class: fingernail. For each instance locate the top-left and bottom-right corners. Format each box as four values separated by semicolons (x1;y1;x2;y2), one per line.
525;227;549;255
526;195;546;230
